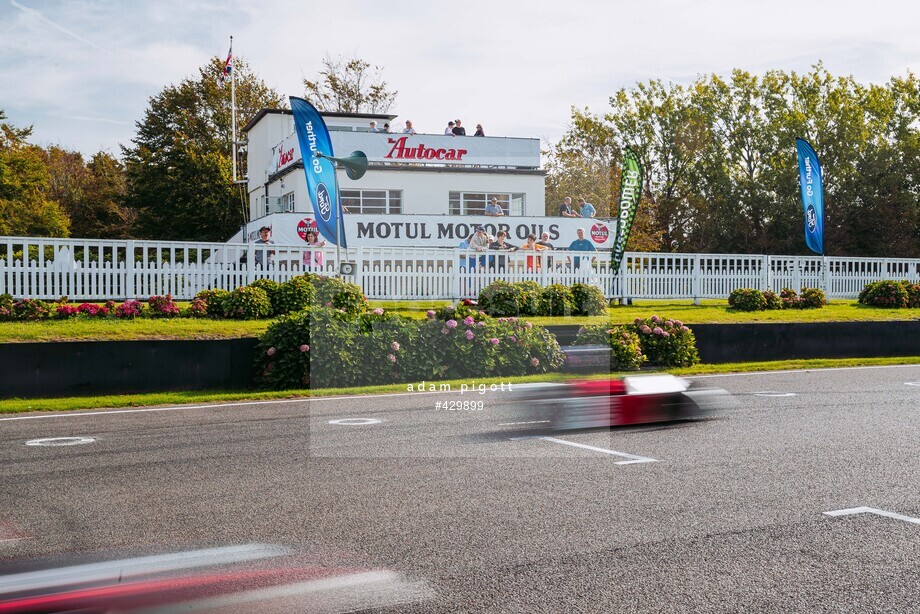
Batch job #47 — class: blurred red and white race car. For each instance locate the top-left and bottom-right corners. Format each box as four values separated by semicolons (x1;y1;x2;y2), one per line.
518;374;730;431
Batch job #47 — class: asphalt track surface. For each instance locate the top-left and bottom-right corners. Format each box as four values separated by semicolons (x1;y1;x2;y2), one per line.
1;365;919;612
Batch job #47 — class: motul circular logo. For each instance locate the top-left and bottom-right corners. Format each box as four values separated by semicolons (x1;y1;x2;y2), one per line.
590;223;609;244
297;218;318;241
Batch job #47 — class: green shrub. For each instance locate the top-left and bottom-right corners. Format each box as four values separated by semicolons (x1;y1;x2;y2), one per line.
184;298;208;318
314;276;367;316
570;283;606;316
0;293;13;321
254;308;313;389
780;288;804;309
799;287;827;309
148;295;180;317
478;281;524;316
248;278;282;314
194;289;230;317
254;307;565;390
274;276;316;315
728;288;766;311
858;280;909;308
539;284;574;316
224;286;272;319
573;325;645;370
904;281;920;308
629;316;699;367
516;281;543;316
11;298;51;321
762;290;782;310
432;302;486;322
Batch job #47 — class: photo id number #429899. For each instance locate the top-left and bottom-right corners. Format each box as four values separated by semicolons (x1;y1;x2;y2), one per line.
436;400;484;411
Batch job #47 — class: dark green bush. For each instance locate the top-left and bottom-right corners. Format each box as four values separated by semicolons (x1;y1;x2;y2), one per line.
254;308;313;389
629;316;699;367
433;302;486;322
314;276;367;316
0;293;13;321
274;276;316;315
728;288;766;311
539;284;574;316
858;280;909;308
573;325;645;370
516;281;543;316
224;286;272;320
194;288;230;317
904;281;920;308
799;287;827;309
248;278;282;314
11;298;51;321
780;288;804;309
478;281;524;317
762;290;782;310
570;283;606;316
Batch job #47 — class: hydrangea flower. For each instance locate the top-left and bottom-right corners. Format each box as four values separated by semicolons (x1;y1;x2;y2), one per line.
465;330;475;340
426;310;436;318
464;315;475;325
390;341;400;351
373;307;385;315
681;326;690;332
634;317;643;324
650;315;660;323
652;327;664;335
387;353;397;363
531;357;540;367
267;347;276;356
525;322;533;328
300;344;310;352
441;327;449;334
446;319;458;328
639;325;651;334
490;338;500;345
509;336;517;342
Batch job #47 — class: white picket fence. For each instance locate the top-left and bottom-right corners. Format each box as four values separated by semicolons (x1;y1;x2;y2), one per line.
1;236;919;301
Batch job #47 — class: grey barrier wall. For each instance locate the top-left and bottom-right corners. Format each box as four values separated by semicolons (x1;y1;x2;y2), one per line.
1;322;918;399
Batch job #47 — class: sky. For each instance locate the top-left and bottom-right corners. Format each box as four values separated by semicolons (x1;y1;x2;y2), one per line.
2;0;920;158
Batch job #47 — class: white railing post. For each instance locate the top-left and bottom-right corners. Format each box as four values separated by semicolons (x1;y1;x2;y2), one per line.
692;254;701;305
762;254;770;293
246;243;256;285
452;248;461;300
125;240;135;299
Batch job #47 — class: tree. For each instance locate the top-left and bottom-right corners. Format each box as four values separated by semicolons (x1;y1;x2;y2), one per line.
303;55;397;113
122;57;283;241
0;110;70;237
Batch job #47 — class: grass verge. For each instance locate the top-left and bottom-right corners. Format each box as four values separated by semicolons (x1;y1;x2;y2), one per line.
3;355;919;414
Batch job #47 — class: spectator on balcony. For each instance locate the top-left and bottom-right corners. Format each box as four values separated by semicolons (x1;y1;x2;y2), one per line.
382;123;391;133
484;197;505;217
568;228;597;269
452;119;466;136
559;197;580;218
302;230;326;270
474;124;485;137
445;121;455;135
369;121;381;133
254;226;275;268
402;120;416;135
578;197;596;218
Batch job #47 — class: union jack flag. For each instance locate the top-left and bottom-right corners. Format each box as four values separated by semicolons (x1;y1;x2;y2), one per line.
218;46;232;87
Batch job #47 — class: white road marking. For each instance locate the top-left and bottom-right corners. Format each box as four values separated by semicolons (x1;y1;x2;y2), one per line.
25;437;95;446
823;506;920;526
690;363;920;379
497;420;551;426
753;391;798;397
905;382;920;387
328;418;382;425
538;437;657;464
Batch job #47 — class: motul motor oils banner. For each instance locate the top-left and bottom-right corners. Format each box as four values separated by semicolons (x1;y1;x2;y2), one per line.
244;214;614;249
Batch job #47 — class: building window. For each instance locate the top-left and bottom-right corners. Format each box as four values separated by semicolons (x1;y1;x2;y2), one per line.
340;189;402;214
282;192;295;212
449;192;525;216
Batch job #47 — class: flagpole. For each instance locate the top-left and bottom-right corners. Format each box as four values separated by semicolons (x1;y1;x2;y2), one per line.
230;35;237;183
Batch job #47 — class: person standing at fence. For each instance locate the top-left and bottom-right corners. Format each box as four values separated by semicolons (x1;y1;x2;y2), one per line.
578;197;596;218
488;230;518;270
302;230;326;271
519;234;547;271
254;226;275;268
559;197;579;218
568;228;596;269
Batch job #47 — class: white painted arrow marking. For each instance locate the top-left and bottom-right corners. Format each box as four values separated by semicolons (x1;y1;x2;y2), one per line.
753;391;797;397
823;506;920;526
328;418;381;426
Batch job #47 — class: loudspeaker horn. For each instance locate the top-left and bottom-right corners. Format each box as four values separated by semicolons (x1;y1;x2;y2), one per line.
314;150;368;180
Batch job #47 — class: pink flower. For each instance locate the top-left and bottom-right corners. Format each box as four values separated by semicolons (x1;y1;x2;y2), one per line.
300;344;309;352
525;322;533;328
446;319;458;328
674;320;683;327
634;317;643;324
652;327;664;335
477;321;486;327
325;302;333;307
373;307;384;315
387;353;397;363
531;357;540;367
681;326;690;332
661;331;670;337
464;316;475;325
650;315;660;323
639;325;651;334
465;330;475;340
479;311;486;316
490;338;500;345
665;320;674;327
426;310;436;318
441;328;449;334
390;341;400;351
509;336;517;342
267;347;276;356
